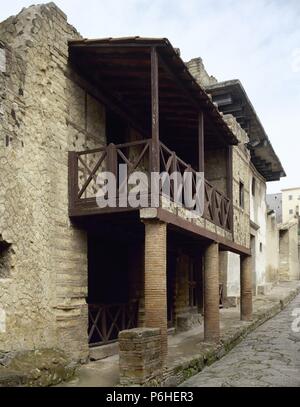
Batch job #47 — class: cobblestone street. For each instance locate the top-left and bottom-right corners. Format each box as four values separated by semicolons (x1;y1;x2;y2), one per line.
182;294;300;387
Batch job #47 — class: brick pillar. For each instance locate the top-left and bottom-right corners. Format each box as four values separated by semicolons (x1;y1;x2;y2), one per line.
240;255;253;321
144;220;168;364
204;242;220;342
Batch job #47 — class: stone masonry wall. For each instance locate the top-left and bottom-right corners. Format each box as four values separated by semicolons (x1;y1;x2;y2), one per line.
205;148;227;195
279;221;300;281
227;116;251;249
250;164;267;289
0;3;106;362
266;211;279;283
186;56;251;249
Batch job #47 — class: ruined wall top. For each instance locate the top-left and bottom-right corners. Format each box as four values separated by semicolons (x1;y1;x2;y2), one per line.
186;57;218;88
223;114;249;145
186;57;249;148
0;2;80;51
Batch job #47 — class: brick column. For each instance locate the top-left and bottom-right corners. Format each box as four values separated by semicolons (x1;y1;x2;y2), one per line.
240;255;253;321
204;242;220;342
144;220;168;365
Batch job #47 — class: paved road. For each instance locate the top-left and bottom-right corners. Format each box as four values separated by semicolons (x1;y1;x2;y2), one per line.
182;294;300;387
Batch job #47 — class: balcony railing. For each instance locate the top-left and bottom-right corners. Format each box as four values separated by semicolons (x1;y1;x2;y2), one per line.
69;139;232;231
88;301;139;346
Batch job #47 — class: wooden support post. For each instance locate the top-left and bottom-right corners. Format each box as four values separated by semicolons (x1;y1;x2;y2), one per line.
198;112;204;173
204;242;220;342
151;47;160;173
68;151;79;208
107;143;117;176
240;255;253;321
226;145;233;231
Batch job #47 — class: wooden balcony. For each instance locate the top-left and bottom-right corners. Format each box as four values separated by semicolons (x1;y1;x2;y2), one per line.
68;139;233;232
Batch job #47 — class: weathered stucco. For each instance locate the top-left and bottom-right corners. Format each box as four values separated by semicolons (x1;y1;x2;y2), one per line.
186;58;218;87
250;165;267;291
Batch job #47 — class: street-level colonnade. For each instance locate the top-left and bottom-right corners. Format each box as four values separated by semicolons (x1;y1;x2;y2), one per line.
143;218;253;364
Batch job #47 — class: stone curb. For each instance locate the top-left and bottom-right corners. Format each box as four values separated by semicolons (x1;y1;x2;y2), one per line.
147;285;300;387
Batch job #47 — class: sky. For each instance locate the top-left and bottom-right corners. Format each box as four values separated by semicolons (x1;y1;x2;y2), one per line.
0;0;299;194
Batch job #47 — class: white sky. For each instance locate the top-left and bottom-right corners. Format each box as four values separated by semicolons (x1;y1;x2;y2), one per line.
1;0;299;194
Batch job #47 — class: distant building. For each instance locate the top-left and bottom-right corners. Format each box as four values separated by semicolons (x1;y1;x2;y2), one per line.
281;187;300;223
266;193;282;223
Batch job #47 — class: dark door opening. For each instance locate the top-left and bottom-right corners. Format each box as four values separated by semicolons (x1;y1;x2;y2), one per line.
167;251;176;328
87;235;138;347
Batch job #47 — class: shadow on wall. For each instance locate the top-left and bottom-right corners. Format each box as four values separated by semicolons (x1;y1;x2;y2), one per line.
0;235;13;279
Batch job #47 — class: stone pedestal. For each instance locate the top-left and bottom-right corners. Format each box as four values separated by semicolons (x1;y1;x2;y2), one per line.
119;328;161;386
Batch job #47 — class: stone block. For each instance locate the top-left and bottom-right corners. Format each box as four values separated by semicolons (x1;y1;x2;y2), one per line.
223;296;240;308
119;328;162;385
176;313;203;332
257;283;273;296
89;342;119;361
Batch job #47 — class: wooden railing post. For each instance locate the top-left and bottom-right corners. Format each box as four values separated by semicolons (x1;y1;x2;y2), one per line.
198;112;204;173
107;143;117;176
68;151;79;210
151;47;160;173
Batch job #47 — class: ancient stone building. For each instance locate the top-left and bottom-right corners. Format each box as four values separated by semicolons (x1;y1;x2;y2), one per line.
0;3;287;384
267;189;300;283
278;220;300;281
186;60;287;303
281;187;300;223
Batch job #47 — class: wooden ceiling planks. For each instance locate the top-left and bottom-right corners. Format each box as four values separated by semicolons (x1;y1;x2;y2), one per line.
69;37;239;150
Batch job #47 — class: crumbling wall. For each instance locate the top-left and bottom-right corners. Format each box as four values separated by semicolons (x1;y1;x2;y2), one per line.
0;3;106;362
186;58;217;87
225;115;251;249
204;148;227;195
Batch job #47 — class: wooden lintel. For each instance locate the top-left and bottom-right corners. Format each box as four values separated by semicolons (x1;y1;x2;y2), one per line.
156;208;251;256
198;112;204;172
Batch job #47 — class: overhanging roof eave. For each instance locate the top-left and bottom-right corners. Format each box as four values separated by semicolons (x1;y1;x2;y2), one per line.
206;79;286;179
